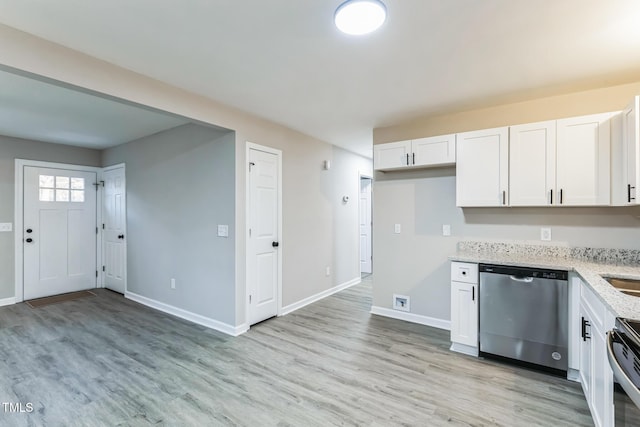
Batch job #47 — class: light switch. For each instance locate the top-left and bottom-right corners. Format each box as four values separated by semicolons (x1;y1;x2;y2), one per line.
217;224;229;238
394;224;401;234
540;228;551;241
0;223;12;232
442;224;451;236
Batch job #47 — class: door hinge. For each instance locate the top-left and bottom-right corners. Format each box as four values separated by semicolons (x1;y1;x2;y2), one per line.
249;294;252;304
102;266;106;272
102;223;105;229
96;270;98;278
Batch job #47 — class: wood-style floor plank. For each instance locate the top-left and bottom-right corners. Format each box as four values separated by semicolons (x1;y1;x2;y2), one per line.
0;278;593;426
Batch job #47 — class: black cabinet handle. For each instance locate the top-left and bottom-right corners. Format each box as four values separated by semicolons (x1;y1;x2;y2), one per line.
628;184;636;202
560;189;563;204
502;191;506;205
118;234;125;240
412;153;415;165
550;189;553;205
406;154;409;166
272;241;279;247
582;316;591;341
472;286;475;301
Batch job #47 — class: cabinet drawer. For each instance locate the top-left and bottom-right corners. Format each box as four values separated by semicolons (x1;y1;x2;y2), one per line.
451;262;478;284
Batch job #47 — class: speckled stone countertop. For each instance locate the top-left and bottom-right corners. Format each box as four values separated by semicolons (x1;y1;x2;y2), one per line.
450;241;640;321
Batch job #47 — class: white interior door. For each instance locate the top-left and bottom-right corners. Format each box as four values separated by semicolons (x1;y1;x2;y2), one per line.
23;166;97;300
248;147;281;325
360;177;372;274
103;167;127;294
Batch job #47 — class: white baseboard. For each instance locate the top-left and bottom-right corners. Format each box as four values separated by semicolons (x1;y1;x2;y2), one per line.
280;276;361;316
125;291;247;337
370;306;451;331
450;342;478;357
0;296;16;307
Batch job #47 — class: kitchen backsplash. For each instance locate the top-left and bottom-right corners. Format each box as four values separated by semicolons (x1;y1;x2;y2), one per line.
457;240;640;266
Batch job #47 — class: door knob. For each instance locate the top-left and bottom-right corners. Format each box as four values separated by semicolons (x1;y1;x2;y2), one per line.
25;238;33;243
118;234;125;239
26;228;33;233
272;241;279;247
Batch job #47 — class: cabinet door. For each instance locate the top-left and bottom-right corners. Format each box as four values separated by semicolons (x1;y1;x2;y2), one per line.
456;127;509;207
450;281;478;347
509;120;556;206
623;96;639;205
412;134;456;167
556;112;612;206
374;140;412;171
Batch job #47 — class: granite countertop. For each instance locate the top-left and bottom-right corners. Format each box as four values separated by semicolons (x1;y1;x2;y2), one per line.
450;241;640;321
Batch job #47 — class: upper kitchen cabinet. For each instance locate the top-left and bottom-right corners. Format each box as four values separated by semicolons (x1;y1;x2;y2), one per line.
456;127;509;207
509;120;557;206
374;134;456;171
623;96;639;205
556;112;613;206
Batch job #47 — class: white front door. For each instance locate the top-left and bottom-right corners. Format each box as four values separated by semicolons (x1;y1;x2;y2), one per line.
247;146;280;325
23;166;97;300
103;166;127;294
360;177;372;274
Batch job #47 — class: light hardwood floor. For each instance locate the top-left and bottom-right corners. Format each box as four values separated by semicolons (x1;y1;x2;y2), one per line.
0;277;593;426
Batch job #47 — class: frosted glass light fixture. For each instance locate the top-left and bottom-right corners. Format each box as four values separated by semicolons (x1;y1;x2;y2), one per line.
334;0;387;35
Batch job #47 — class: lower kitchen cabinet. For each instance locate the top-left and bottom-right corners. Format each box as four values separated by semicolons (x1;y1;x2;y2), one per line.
450;262;478;356
577;278;615;427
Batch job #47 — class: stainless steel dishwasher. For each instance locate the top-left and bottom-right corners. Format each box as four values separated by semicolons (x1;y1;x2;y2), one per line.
479;264;568;373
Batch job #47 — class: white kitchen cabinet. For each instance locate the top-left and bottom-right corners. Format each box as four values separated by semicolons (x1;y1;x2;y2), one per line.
450;262;478;356
456;127;509;207
374;140;412;170
509;120;557;206
374;134;456;171
623;96;639;204
556;112;613;206
577;279;614;427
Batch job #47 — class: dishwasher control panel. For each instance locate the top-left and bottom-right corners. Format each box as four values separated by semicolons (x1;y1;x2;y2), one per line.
479;264;568;281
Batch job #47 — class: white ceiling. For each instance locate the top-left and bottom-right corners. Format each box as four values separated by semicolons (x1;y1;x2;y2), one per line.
0;70;189;148
1;0;640;157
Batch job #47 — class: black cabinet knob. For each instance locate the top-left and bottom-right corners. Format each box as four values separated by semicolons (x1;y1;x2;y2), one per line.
26;228;33;233
118;234;125;239
25;238;33;243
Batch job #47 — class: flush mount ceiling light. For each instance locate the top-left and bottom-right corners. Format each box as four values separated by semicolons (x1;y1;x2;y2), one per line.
334;0;387;36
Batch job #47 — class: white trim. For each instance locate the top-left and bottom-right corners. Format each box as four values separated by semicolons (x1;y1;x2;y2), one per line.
450;342;479;357
358;171;373;276
125;291;248;337
0;297;16;307
281;276;361;316
245;142;283;326
14;159;102;303
370;305;451;330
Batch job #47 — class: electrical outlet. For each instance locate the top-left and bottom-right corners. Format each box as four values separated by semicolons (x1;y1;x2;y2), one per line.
171;278;176;289
393;294;410;312
442;224;451;236
394;224;401;234
540;228;552;241
217;225;229;237
325;266;331;277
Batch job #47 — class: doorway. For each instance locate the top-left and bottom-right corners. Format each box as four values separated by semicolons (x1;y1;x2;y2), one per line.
246;143;282;326
360;176;373;275
16;160;100;301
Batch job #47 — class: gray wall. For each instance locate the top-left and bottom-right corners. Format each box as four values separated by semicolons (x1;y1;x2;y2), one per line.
102;124;236;325
373;167;640;321
0;135;101;300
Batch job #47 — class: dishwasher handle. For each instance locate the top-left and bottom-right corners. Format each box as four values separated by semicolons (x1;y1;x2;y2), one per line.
509;275;534;283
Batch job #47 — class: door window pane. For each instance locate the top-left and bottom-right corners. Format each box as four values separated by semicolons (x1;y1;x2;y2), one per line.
56;176;70;189
39;175;54;188
70;190;85;202
56;189;70;202
70;178;85;190
39;189;55;202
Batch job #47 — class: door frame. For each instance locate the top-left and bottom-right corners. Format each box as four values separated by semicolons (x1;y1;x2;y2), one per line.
359;172;373;275
245;142;283;326
102;163;127;293
14;159;103;302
